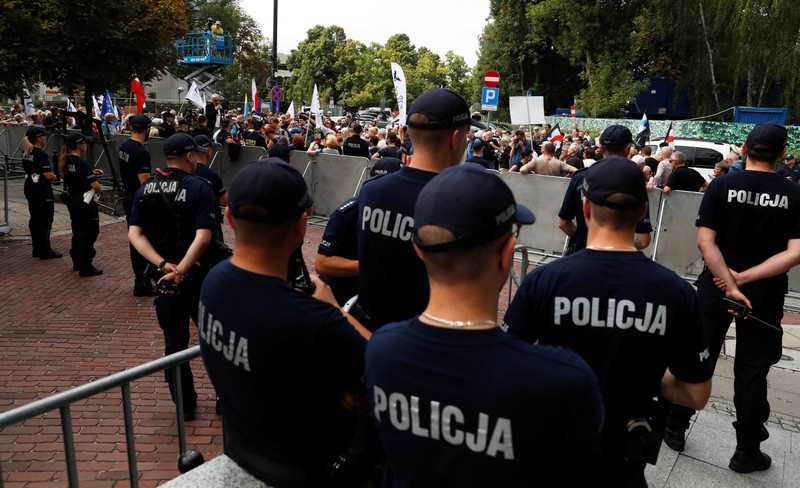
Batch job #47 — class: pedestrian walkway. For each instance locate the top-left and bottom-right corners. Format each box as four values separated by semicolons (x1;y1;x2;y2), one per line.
1;177;799;487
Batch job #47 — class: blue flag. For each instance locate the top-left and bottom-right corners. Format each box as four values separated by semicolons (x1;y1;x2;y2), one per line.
101;91;114;120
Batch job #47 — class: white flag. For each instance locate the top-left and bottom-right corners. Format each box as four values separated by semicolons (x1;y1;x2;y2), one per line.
186;81;205;109
286;101;295;120
92;95;102;119
22;83;35;115
67;98;77;113
310;84;322;128
390;63;407;126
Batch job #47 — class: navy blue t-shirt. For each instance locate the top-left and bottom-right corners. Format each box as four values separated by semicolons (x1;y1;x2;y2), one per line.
199;261;367;480
464;156;493;169
665;166;705;192
775;163;800;182
366;318;603;488
64;155;97;195
697;170;800;289
22;147;54;199
194;163;226;198
504;250;713;434
559;162;653;251
357;167;437;329
118;139;151;194
318;197;359;305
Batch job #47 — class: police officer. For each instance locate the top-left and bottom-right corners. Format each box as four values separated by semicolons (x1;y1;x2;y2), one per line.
505;156;713;487
342;124;369;158
464;139;492;169
558;125;653;254
315;159;402;307
242;119;267;148
357;88;486;330
193;135;228;241
665;123;800;473
119;114;157;296
128;132;217;420
199;160;369;486
366;165;603;486
61;133;103;276
22;126;62;259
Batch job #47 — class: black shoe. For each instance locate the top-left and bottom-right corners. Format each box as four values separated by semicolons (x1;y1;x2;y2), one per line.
79;266;103;277
663;427;685;452
215;397;221;415
39;250;63;260
133;282;158;297
183;405;197;422
72;264;80;271
729;448;771;473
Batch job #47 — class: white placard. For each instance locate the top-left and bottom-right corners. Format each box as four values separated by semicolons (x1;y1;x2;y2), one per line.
509;96;545;125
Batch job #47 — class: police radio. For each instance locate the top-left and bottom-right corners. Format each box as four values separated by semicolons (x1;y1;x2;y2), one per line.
289;246;316;295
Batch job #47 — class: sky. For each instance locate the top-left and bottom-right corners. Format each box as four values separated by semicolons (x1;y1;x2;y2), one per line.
238;0;490;69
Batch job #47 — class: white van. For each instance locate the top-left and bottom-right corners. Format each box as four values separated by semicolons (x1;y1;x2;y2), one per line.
647;138;734;181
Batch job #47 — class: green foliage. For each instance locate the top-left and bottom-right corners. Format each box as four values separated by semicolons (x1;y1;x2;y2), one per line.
0;0;187;105
578;57;649;118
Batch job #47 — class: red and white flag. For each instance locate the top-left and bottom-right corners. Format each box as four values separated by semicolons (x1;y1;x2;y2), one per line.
666;122;675;150
548;123;564;150
570;105;576;118
251;77;259;114
130;77;146;114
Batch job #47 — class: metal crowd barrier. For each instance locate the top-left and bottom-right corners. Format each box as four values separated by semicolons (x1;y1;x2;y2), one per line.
0;161;9;235
0;347;201;488
2;128;800;295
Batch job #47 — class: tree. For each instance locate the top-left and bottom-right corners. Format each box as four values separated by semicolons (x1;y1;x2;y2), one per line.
0;0;187;121
284;25;347;104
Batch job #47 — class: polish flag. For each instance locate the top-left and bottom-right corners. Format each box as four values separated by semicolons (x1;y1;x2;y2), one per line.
130;77;146;114
570;105;576;118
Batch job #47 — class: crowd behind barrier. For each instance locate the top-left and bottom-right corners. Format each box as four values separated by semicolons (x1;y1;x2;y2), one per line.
2;128;800;297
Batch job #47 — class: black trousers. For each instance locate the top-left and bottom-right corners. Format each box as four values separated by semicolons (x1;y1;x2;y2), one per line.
123;193;149;280
67;198;99;269
27;193;54;255
668;272;784;451
154;273;202;410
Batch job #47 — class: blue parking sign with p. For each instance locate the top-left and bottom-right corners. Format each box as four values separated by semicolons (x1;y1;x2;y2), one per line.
482;87;499;106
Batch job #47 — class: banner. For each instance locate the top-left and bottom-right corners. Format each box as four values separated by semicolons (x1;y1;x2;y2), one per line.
311;84;322;128
509;96;545;125
251;78;259;114
186;81;205;109
130;77;146;114
286;101;295;120
22;82;35;115
390;63;407;126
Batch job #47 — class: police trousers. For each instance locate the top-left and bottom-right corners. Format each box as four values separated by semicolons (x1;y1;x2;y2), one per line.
123;192;149;279
26;191;54;255
154;274;202;410
67;198;99;269
668;271;784;451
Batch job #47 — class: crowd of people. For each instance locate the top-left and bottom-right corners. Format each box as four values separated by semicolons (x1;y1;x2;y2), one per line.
8;85;800;487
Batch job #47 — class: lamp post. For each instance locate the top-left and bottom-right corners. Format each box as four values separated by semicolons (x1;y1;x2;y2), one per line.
177;86;184;105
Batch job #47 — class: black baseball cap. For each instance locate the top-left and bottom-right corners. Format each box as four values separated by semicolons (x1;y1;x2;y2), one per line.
785;154;796;161
193;135;220;153
26;126;48;140
65;132;92;146
407;88;486;130
746;122;788;153
129;114;153;129
228;160;313;223
582;156;647;210
269;142;292;161
163;133;197;156
471;139;484;151
599;125;633;146
413;165;534;252
352;124;363;133
370;157;402;177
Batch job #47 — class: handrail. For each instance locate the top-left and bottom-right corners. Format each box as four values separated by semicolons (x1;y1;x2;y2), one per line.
0;161;9;234
0;346;201;488
0;346;199;428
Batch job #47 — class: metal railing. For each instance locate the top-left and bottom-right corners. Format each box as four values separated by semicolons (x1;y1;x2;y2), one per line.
0;346;201;488
0;161;9;234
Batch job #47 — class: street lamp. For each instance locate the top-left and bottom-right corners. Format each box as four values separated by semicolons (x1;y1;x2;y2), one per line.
177;86;184;106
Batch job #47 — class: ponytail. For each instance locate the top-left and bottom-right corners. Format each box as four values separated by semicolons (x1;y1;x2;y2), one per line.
59;145;69;175
22;137;34;156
